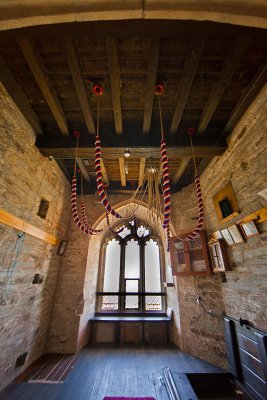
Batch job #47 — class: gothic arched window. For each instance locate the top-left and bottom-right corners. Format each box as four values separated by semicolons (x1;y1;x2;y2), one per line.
98;220;164;313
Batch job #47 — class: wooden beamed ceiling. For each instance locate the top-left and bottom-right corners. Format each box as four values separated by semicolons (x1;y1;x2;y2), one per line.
0;20;266;193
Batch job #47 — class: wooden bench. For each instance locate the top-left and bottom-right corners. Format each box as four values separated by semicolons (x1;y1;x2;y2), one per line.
89;311;172;344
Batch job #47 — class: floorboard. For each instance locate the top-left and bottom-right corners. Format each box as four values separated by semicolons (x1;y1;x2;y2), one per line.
0;344;226;400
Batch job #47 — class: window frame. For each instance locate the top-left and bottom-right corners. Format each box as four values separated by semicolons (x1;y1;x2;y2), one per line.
97;220;166;314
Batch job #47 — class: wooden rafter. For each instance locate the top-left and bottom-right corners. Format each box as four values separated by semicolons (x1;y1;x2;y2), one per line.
76;158;91;183
100;159;109;186
138;158;146;187
62;38;95;135
172;158;190;186
219;59;267;140
198;36;250;134
0;53;42;136
17;37;69;135
170;36;205;134
143;38;160;134
106;37;122;135
119;158;126;187
40;146;226;159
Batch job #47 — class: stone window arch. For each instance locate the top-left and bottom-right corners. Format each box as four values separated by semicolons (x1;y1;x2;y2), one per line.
97;218;165;313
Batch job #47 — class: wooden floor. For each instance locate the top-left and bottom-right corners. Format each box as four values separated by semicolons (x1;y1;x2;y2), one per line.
0;344;225;400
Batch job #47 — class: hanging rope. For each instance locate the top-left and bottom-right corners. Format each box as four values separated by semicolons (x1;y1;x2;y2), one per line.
106;212;124;235
189;129;198;177
73;134;79;177
94;135;122;219
184;128;204;240
94;85;122;219
158;94;171;230
185;175;204;240
71;129;104;236
161;138;171;229
71;176;104;235
171;128;204;242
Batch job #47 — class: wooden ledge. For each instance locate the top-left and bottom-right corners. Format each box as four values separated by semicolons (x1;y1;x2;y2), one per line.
90;314;171;323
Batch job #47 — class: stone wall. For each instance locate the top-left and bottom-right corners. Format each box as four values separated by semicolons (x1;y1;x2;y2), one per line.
202;84;267;332
0;83;71;390
169;84;267;368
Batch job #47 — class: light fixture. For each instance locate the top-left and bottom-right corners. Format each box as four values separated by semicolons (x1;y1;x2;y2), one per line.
124;148;130;158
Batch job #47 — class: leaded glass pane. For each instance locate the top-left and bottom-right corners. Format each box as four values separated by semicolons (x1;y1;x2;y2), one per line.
102;295;119;311
125;239;140;278
125;280;139;309
118;225;131;238
137;225;149;237
145;239;162;310
103;239;120;292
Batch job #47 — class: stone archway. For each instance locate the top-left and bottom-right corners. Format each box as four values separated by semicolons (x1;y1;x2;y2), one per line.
0;1;266;31
76;199;181;350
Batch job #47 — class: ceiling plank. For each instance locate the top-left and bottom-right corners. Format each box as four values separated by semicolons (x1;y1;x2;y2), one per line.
138;158;146;187
143;37;160;134
198;36;250;134
0;53;42;136
172;158;190;185
76;157;92;183
106;37;122;135
119;158;126;187
170;36;205;134
62;38;95;135
100;159;109;186
219;59;267;140
39;146;226;159
17;37;69;135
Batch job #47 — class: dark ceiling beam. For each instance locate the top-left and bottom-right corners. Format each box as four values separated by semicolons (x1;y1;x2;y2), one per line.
62;38;95;135
39;146;226;159
198;36;250;134
172;158;190;186
76;158;92;183
0;53;42;136
170;36;205;134
106;37;122;135
17;37;69;135
143;37;160;134
219;59;267;141
0;21;257;42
